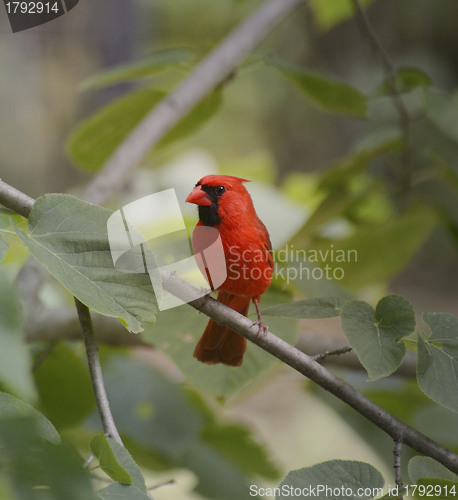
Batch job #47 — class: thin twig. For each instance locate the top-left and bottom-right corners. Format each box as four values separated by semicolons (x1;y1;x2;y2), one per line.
394;439;404;500
312;346;352;364
148;479;175;491
350;0;413;190
74;298;123;445
2;180;458;474
82;0;305;206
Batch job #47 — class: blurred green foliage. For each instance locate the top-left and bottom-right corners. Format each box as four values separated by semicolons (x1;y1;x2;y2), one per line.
3;0;458;497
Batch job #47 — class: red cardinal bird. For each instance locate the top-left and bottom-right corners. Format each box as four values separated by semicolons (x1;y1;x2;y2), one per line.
186;175;273;367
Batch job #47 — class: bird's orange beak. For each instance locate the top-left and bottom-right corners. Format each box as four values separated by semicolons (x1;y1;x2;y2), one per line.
186;185;212;206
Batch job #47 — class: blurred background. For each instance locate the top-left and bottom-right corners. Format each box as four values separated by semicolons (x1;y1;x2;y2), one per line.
2;0;458;498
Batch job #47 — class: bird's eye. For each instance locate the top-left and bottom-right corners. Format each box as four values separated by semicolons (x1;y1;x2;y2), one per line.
215;186;226;195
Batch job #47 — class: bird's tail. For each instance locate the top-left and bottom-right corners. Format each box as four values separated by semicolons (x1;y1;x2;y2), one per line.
194;291;250;367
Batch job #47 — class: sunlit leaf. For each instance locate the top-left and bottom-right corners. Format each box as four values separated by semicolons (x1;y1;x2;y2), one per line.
309;0;377;31
0;208;25;234
0;269;35;401
340;295;415;380
80;48;195;90
262;297;347;319
15;194;158;333
90;434;133;485
273;62;367;117
396;67;431;92
277;460;384;500
417;312;458;413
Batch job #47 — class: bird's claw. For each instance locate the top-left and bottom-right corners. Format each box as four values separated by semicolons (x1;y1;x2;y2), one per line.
252;320;268;341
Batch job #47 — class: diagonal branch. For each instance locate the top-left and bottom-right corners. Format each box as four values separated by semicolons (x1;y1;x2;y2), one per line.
1;178;458;473
160;269;458;472
82;0;305;206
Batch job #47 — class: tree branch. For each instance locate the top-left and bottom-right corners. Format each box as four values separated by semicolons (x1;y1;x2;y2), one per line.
81;0;305;206
394;439;404;500
2;178;457;473
160;269;458;473
74;298;123;445
350;0;413;190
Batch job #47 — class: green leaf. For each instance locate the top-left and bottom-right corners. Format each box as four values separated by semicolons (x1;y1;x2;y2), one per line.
98;484;151;500
0;234;7;261
277;460;384;500
409;456;458;483
181;442;257;500
323;205;436;290
261;297;347;319
426;89;458;145
185;388;279;479
0;208;25;234
67;87;222;172
90;434;133;485
142;287;297;398
92;358;259;499
0;391;60;445
396;67;431;92
286;262;356;302
0;268;36;401
408;460;458;500
156;88;223;149
417;312;458;412
416;479;458;498
15;194;158;333
340;295;415;380
318;128;402;192
273;62;367;117
80;48;195;90
68;88;164;172
201;421;280;480
0;416;98;500
34;343;95;429
309;0;377;31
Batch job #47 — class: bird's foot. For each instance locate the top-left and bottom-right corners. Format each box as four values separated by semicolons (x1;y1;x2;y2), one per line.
252;320;268;341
